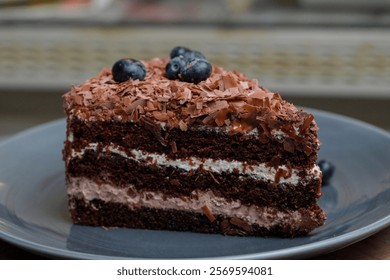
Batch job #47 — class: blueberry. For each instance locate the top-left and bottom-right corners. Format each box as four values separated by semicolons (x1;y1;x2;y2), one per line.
318;159;335;186
182;50;206;61
165;56;186;80
112;58;146;82
170;46;206;61
181;58;212;84
166;47;211;83
170;46;191;59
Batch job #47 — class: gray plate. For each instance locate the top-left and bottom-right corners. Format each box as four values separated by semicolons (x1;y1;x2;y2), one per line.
1;109;390;259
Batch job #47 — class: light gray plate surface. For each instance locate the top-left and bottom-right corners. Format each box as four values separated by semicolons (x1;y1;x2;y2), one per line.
0;109;390;259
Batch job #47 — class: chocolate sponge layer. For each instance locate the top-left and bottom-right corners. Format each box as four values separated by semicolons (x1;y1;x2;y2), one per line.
69;197;325;237
65;118;318;167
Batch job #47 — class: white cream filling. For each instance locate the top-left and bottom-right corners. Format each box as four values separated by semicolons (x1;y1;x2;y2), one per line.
69;143;321;185
67;132;74;143
189;125;298;139
68;177;306;229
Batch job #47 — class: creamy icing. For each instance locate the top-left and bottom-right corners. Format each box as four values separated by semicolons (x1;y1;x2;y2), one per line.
68;177;305;229
69;143;321;185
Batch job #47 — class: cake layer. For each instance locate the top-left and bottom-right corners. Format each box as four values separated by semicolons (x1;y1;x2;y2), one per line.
68;142;321;185
68;177;325;237
65;118;319;167
66;147;322;210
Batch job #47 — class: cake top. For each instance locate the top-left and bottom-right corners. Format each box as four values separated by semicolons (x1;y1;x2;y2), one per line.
63;51;318;147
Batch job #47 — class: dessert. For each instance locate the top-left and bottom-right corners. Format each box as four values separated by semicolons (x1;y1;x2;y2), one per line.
63;47;325;237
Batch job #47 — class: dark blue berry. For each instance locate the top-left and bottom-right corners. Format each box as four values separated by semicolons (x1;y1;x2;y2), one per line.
170;46;191;59
170;46;207;61
112;58;146;82
182;50;206;61
318;159;335;186
181;58;212;84
165;56;186;80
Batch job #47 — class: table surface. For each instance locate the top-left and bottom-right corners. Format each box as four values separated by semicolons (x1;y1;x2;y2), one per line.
1;226;389;260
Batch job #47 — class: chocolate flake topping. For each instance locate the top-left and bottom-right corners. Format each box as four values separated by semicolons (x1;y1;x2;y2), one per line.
63;57;320;155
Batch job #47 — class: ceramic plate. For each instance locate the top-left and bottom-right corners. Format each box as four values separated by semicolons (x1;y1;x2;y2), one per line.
1;109;390;259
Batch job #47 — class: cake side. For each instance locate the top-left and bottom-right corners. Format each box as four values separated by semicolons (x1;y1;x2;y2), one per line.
63;56;325;237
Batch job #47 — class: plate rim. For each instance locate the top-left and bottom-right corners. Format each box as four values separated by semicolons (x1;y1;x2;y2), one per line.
1;216;389;260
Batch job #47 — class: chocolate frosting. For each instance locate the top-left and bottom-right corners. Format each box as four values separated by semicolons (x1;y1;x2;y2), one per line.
63;57;319;154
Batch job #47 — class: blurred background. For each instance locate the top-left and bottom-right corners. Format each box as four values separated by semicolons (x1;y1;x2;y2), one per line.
1;0;390;140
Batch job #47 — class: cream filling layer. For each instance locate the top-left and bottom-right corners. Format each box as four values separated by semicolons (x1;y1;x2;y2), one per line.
69;143;321;185
68;177;307;229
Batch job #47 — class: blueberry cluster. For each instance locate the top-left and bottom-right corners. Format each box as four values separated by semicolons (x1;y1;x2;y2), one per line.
111;47;211;84
112;58;146;83
318;159;335;186
166;46;212;84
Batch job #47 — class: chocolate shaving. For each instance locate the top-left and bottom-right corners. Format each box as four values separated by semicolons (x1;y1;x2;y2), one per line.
126;188;137;198
170;141;177;153
283;139;295;153
152;111;169;121
274;167;288;184
201;205;216;222
209;172;220;185
222;73;238;89
208;100;229;114
221;219;230;231
299;114;314;134
73;95;83;106
285;161;293;179
220;218;252;235
215;108;231;127
178;119;188;131
229;217;253;233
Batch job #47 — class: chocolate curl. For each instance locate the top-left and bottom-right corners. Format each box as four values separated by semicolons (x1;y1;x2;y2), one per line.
299;114;315;134
201;205;216;222
209;172;220;185
222;73;239;89
229;217;253;233
274;167;289;184
178;120;188;131
169;141;177;153
124;98;146;114
152;111;169;121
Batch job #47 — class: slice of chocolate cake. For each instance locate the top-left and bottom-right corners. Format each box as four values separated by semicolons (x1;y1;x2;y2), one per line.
63;47;325;237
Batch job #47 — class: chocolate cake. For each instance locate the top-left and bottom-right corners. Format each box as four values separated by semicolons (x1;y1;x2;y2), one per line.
63;48;325;237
